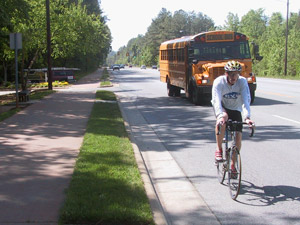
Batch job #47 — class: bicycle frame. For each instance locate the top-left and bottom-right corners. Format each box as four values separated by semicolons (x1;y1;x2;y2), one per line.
216;119;254;200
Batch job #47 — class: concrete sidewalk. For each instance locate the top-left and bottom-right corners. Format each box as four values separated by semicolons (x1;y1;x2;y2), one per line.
0;69;102;224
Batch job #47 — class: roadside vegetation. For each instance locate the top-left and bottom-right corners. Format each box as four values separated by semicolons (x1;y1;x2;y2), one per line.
1;0;111;90
59;90;154;225
100;68;112;86
0;107;22;122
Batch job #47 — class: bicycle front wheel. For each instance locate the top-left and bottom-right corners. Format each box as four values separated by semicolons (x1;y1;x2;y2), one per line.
216;159;226;184
228;147;242;200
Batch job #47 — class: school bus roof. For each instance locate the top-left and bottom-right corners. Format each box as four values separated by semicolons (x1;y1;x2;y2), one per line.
160;34;200;49
159;31;246;50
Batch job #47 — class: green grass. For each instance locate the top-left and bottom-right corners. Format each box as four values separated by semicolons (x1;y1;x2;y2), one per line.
30;89;55;100
59;90;154;225
100;68;112;86
0;107;22;122
100;80;112;86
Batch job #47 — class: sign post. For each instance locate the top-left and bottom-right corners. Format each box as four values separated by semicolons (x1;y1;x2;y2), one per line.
10;33;22;108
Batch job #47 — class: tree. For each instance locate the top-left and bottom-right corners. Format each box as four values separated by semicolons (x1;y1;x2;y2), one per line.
0;0;112;86
0;0;29;84
190;12;215;34
286;12;300;76
239;9;267;41
257;13;285;76
224;12;240;32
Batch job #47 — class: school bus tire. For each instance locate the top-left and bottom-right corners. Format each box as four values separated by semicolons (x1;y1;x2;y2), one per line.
167;78;176;97
174;87;181;97
192;85;202;105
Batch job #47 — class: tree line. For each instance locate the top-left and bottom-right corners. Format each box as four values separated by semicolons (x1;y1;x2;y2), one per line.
110;8;300;77
0;0;112;86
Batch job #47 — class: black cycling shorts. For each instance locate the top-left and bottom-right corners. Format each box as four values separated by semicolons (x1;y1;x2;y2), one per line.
224;108;243;132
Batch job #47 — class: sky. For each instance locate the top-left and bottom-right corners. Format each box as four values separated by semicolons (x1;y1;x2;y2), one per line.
101;0;300;51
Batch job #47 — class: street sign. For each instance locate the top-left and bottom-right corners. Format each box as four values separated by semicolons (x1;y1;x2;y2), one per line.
10;33;22;49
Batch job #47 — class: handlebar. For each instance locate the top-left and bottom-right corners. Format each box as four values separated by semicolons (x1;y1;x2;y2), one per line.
216;120;255;137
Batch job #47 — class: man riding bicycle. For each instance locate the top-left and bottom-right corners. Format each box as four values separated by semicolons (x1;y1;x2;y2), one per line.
211;61;255;167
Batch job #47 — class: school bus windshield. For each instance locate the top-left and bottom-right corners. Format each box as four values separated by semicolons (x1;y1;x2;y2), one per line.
192;41;251;61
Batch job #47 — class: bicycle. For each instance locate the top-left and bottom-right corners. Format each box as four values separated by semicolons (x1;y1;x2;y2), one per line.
215;119;254;200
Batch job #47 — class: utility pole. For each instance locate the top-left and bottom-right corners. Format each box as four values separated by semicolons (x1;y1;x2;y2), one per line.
284;0;289;76
46;0;53;89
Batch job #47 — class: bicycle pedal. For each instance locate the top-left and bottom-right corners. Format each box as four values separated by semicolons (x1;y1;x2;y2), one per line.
215;159;224;165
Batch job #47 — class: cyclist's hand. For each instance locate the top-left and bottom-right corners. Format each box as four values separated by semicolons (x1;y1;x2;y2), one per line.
217;117;225;126
245;118;255;128
216;117;225;135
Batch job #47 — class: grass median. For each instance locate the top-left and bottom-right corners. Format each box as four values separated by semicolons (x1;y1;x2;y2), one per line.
59;90;154;225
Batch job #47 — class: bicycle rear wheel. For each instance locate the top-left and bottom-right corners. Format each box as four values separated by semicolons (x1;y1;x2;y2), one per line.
228;147;242;200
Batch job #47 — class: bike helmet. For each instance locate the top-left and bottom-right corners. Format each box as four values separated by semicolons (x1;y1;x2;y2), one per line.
224;61;242;72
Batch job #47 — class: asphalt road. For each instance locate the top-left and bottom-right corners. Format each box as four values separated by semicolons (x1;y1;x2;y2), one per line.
110;67;300;225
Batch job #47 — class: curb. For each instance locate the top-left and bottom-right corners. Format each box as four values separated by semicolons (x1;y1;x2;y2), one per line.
116;96;168;225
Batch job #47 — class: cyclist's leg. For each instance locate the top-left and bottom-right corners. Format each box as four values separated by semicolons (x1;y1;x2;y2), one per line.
236;131;242;151
215;114;228;149
215;112;228;160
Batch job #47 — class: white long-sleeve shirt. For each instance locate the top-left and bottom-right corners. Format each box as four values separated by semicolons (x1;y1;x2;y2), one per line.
211;75;251;119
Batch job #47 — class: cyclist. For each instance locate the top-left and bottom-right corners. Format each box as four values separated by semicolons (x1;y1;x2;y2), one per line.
211;61;254;174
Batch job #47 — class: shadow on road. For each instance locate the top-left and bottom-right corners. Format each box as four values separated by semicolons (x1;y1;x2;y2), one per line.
239;181;300;206
252;96;292;106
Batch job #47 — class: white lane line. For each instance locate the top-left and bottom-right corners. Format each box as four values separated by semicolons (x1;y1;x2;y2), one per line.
273;115;300;125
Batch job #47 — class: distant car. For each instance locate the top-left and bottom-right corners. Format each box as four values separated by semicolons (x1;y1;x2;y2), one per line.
152;65;157;69
129;64;132;68
113;64;120;71
25;67;78;83
52;70;76;82
120;64;125;69
141;65;146;69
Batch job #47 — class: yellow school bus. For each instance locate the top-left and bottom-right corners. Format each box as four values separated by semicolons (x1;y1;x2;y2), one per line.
159;30;259;105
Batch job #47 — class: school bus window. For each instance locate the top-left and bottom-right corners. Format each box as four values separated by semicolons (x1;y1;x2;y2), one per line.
177;49;181;61
168;49;173;61
162;50;165;60
240;43;250;56
178;49;184;62
194;42;251;60
173;49;176;61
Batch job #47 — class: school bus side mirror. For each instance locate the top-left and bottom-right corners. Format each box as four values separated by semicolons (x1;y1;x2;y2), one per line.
251;42;263;61
255;55;263;61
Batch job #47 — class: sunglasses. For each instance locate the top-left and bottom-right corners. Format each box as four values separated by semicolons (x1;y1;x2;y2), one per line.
227;72;240;77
